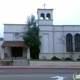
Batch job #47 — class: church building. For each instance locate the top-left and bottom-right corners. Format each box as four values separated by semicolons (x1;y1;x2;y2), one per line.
0;7;80;60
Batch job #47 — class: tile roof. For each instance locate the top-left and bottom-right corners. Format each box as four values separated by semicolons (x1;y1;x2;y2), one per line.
1;41;27;47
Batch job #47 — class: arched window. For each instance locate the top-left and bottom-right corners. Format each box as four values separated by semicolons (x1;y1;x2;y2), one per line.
66;33;73;52
74;34;80;52
40;13;45;19
46;13;50;20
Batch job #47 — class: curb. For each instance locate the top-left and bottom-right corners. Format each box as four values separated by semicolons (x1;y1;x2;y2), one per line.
0;67;80;70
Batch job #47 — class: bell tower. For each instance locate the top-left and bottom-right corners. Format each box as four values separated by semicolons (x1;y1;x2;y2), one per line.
37;4;53;25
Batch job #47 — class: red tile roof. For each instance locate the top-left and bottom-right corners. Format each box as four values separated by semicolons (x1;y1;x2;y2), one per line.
1;41;27;47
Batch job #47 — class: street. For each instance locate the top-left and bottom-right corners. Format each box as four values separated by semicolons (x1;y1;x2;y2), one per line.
0;69;79;80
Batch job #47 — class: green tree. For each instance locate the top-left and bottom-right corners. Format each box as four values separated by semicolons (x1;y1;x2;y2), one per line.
23;15;41;59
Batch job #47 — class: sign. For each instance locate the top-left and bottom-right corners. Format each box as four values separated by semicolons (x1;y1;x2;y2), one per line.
50;76;67;80
73;73;80;80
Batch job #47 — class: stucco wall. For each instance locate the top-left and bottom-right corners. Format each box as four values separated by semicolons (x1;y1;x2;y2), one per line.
0;41;3;53
4;47;11;57
23;48;27;58
37;9;53;20
4;33;23;41
3;24;80;60
39;25;53;53
54;25;80;53
39;53;80;60
39;20;53;25
54;31;64;53
0;40;4;59
4;24;26;33
4;24;26;41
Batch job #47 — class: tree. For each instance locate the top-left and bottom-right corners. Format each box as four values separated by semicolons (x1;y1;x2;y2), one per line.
59;34;74;59
23;15;41;59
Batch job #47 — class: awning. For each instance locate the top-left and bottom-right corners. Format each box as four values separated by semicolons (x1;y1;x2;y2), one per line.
1;41;27;47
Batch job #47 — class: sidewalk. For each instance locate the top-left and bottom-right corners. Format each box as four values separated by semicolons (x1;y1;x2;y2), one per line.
0;60;80;69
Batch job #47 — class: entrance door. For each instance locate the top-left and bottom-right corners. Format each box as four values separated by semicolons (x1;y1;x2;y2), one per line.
11;47;22;57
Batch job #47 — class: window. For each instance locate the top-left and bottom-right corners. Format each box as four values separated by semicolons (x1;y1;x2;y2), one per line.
74;34;80;52
66;34;73;52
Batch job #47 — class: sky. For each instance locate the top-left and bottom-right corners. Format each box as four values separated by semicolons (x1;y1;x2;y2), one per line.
0;0;80;37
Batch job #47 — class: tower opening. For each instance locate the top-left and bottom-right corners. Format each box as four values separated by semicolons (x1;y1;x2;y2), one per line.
46;13;50;20
40;13;45;19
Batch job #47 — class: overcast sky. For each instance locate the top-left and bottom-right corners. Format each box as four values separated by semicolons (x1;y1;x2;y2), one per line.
0;0;80;37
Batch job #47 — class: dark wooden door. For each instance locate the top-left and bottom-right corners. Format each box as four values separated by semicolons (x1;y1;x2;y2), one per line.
11;47;22;57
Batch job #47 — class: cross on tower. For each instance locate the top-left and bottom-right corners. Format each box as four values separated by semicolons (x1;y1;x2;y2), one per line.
43;3;46;9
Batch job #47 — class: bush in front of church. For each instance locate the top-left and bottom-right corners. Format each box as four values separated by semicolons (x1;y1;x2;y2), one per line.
51;56;61;60
77;58;80;61
77;55;80;61
64;57;73;61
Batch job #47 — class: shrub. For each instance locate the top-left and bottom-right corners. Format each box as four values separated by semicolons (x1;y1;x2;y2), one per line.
77;58;80;61
51;56;61;60
77;55;80;61
64;57;73;61
1;61;12;66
